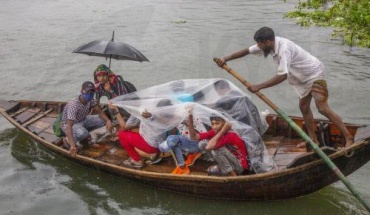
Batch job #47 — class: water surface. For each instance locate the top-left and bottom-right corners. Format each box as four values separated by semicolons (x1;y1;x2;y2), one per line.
1;0;370;214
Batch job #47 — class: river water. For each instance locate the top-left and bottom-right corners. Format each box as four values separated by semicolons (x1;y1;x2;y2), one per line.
1;0;370;214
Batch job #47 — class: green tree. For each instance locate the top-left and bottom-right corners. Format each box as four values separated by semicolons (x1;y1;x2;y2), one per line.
285;0;370;48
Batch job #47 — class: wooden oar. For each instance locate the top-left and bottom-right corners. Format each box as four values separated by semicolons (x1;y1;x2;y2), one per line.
213;58;370;212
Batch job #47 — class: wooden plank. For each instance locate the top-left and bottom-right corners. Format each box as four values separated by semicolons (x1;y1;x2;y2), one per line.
15;108;41;124
38;116;56;124
10;106;30;117
0;100;20;112
22;108;53;126
286;147;337;168
355;125;370;142
79;143;115;159
274;153;304;167
38;132;60;143
29;120;55;134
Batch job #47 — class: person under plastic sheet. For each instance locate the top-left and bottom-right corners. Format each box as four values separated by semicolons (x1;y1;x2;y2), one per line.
189;112;248;176
112;79;277;173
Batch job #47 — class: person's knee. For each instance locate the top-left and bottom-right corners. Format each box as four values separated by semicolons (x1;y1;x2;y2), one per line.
118;131;130;147
315;102;330;115
299;102;310;114
74;129;89;141
167;135;180;147
198;141;207;151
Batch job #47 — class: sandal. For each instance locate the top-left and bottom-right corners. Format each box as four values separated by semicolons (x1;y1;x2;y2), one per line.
207;165;223;176
62;137;71;150
145;153;162;165
122;159;144;169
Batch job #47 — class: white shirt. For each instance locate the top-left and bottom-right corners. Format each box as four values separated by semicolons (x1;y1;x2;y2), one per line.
249;36;325;98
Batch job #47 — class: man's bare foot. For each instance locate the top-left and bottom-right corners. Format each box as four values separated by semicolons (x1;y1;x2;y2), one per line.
90;143;101;149
345;136;354;148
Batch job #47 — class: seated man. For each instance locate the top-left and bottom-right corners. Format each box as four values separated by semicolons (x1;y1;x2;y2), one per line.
61;81;113;155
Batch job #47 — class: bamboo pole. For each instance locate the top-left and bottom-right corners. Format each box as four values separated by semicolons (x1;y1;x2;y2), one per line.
214;59;370;212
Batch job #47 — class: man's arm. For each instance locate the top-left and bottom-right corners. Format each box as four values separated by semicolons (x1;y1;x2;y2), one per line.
65;120;77;155
188;114;200;141
205;122;231;150
215;48;250;66
249;74;287;93
94;104;113;131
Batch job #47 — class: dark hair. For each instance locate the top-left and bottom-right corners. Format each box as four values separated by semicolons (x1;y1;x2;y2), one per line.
214;79;230;91
170;80;185;93
209;114;224;122
254;27;275;42
157;99;172;107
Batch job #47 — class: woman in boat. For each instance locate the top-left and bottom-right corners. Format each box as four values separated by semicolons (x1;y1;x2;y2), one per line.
109;99;175;168
90;64;136;143
188;112;249;176
93;64;134;101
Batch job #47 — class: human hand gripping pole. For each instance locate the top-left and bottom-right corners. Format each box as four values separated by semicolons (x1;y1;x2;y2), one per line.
213;58;370;212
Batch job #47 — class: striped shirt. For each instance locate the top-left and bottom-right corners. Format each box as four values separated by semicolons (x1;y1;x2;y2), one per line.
61;97;97;131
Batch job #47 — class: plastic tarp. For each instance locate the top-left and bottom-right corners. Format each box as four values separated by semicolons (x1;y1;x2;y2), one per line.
112;79;277;173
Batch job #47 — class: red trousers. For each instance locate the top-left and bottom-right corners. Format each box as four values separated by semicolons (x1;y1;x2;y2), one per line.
118;130;159;161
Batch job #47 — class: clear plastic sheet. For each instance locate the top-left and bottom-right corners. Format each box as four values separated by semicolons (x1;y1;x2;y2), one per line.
112;79;277;173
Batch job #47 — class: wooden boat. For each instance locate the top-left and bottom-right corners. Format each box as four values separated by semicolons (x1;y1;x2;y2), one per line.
1;99;370;200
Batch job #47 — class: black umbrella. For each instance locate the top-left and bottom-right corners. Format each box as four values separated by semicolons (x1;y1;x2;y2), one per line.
73;31;149;68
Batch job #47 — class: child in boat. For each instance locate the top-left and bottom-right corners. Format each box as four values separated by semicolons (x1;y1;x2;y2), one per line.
189;112;249;176
158;105;207;175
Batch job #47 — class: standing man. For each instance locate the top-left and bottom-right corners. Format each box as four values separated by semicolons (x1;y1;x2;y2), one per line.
215;27;353;148
62;81;113;155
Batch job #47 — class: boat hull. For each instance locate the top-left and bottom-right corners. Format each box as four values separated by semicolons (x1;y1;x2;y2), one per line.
1;100;369;200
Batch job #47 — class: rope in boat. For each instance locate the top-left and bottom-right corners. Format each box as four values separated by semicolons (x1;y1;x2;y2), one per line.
336;140;367;157
337;147;354;158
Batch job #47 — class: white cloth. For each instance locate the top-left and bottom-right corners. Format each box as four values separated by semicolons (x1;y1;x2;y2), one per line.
249;36;325;98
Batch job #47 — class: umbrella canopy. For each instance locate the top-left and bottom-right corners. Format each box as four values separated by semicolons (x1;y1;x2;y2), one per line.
73;31;149;68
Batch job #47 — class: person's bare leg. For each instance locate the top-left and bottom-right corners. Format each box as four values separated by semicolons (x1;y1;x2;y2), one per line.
315;100;354;147
299;95;319;147
228;170;237;176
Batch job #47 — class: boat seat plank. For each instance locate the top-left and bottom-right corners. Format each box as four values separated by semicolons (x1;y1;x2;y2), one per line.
0;100;20;112
15;108;41;124
38;132;60;143
29;120;50;128
286;146;337;168
79;143;115;159
355;125;370;141
27;118;55;134
274;152;305;167
22;108;53;126
10;107;30;117
38;116;57;124
263;136;285;146
28;124;49;134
